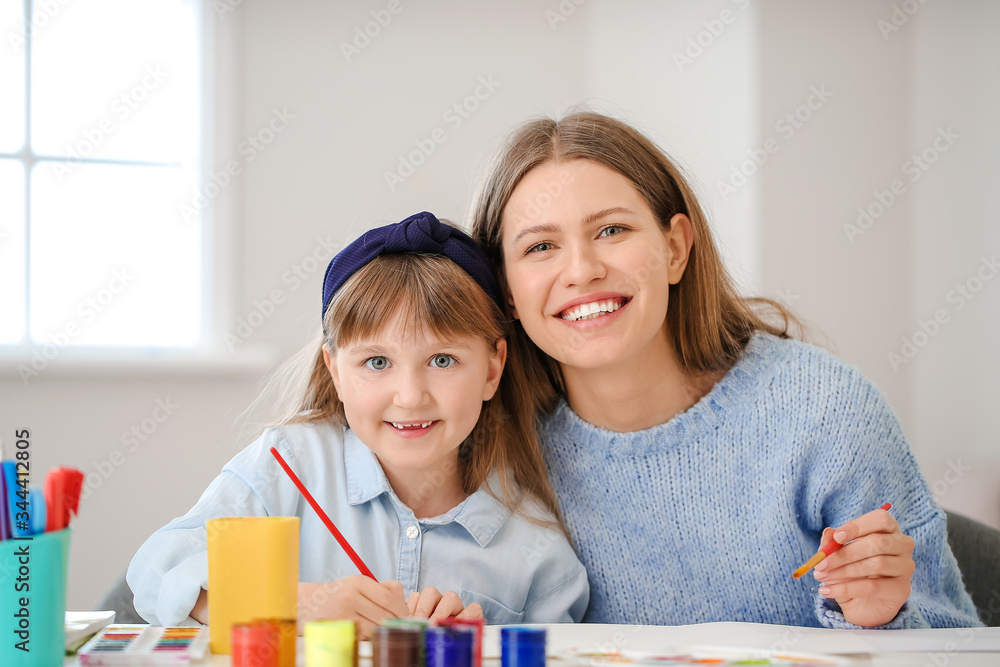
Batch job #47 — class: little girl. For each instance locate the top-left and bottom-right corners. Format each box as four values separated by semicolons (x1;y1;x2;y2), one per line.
126;212;588;636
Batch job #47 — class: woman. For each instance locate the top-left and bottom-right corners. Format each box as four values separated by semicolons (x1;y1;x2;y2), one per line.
469;112;981;629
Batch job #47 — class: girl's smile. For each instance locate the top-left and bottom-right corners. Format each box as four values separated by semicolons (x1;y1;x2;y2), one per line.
385;419;439;437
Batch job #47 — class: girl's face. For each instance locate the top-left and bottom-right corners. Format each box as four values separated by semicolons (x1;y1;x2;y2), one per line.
324;311;505;482
500;159;690;372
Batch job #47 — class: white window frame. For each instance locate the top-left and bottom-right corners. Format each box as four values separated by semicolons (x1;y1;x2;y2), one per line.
0;0;272;376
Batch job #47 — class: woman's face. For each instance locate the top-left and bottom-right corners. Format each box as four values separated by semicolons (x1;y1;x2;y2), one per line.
500;159;688;373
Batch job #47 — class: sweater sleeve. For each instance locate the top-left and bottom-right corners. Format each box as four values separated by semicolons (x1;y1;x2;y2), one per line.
800;363;982;629
126;429;296;625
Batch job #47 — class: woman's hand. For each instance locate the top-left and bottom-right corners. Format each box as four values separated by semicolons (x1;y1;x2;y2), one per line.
406;586;483;621
813;507;916;627
298;577;410;639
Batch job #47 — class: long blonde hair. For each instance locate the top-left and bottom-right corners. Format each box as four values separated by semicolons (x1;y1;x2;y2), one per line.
470;112;800;411
255;252;565;531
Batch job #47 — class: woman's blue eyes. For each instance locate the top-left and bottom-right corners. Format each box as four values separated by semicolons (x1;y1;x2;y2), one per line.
524;226;627;254
525;241;553;254
363;355;457;370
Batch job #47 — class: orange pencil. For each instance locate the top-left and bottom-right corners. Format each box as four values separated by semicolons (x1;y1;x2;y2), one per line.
792;503;892;579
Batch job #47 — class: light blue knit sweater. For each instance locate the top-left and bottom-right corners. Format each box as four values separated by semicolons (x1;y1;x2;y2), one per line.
541;332;982;628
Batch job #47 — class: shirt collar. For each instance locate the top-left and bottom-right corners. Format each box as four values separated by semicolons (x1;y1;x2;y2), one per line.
344;429;510;548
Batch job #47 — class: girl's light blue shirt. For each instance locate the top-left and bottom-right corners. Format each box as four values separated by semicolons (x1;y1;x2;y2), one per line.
126;420;588;626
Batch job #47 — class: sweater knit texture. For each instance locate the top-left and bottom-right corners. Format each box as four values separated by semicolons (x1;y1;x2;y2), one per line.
541;332;982;628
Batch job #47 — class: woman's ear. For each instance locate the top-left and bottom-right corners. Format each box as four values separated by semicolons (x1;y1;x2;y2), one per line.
483;338;507;401
321;343;341;393
665;213;695;285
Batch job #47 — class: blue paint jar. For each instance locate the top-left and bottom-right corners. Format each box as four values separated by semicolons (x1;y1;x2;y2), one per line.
501;627;546;667
426;626;475;667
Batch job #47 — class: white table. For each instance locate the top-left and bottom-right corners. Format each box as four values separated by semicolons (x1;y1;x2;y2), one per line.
64;622;1000;666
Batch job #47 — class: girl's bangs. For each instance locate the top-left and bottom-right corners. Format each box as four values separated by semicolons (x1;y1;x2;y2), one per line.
326;254;502;349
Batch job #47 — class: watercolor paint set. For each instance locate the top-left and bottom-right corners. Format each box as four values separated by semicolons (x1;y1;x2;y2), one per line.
78;625;209;665
557;646;850;666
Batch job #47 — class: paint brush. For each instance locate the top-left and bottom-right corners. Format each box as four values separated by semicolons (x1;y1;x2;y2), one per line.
792;503;892;579
269;446;378;581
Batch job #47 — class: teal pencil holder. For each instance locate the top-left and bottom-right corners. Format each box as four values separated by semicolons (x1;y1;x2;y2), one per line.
0;528;72;667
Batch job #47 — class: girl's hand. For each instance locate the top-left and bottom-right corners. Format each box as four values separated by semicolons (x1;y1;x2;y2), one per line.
298;577;410;639
406;586;484;621
813;507;916;627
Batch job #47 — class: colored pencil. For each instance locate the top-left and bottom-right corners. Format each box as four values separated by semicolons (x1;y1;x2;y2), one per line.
792;503;893;578
269;446;378;581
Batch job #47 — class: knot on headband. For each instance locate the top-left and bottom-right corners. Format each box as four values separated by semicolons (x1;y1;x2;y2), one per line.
321;211;503;321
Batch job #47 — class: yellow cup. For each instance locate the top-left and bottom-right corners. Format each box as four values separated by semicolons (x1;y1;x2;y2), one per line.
207;517;299;654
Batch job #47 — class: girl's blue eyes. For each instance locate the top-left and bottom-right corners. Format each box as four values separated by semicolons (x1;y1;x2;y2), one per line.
364;356;389;371
362;354;458;370
523;225;628;254
432;354;456;368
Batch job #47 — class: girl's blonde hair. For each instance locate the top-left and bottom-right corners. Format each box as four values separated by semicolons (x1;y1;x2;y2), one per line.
256;252;564;531
470;112;801;411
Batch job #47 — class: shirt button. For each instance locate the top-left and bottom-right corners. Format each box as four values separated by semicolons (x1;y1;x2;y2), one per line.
405;525;419;540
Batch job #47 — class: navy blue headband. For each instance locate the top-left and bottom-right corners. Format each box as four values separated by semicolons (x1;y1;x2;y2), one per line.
321;211;503;322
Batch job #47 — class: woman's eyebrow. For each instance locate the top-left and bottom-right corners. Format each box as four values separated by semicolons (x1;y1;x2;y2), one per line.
510;223;558;247
582;206;634;226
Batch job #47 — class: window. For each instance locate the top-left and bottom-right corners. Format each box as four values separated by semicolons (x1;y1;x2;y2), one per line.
1;0;202;351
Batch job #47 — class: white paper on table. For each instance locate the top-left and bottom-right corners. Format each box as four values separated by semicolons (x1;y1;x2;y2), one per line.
481;622;1000;658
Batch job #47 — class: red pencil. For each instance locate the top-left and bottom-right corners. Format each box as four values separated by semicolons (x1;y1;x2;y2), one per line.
792;502;893;578
269;447;378;581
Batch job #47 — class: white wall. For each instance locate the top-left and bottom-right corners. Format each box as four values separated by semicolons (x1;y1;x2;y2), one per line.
0;0;996;611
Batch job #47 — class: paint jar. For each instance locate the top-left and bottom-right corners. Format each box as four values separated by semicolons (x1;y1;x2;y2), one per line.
232;622;281;667
437;617;483;667
501;627;547;667
305;619;357;667
426;625;476;667
372;625;422;667
253;618;296;667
